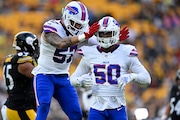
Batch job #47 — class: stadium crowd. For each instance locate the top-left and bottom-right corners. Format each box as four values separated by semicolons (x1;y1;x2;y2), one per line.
0;0;180;119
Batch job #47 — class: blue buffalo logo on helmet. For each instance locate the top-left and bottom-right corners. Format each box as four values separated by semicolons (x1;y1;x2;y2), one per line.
66;6;79;15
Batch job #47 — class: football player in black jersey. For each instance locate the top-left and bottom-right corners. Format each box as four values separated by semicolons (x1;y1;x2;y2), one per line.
161;69;180;120
1;31;39;120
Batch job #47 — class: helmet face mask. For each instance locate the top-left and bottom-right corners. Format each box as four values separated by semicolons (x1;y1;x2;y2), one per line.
70;20;83;29
97;16;120;48
13;31;39;57
99;31;114;38
62;1;89;35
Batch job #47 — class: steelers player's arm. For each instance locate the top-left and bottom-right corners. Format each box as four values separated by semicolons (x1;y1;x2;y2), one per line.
18;62;34;79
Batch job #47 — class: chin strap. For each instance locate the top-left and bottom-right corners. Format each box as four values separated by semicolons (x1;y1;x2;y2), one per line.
60;20;73;36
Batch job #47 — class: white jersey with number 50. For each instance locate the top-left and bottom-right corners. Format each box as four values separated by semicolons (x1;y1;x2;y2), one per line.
71;44;150;110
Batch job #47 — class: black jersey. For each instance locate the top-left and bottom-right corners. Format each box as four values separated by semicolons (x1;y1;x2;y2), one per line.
2;52;37;110
169;85;180;120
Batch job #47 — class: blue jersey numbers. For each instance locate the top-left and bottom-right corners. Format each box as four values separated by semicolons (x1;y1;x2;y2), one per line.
94;64;120;85
53;45;77;63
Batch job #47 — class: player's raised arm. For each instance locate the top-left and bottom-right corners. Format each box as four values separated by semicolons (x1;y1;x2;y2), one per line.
43;22;99;49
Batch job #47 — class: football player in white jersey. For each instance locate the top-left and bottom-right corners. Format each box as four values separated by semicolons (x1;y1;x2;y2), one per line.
70;16;151;120
31;1;100;120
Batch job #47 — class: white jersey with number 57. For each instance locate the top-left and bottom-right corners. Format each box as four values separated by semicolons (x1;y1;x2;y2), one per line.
32;19;97;75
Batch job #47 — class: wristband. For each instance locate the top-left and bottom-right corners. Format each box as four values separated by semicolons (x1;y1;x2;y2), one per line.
78;34;86;42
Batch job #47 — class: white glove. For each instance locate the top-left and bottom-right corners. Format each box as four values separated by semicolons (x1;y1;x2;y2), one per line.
70;73;93;88
81;73;94;87
117;73;137;89
70;77;81;87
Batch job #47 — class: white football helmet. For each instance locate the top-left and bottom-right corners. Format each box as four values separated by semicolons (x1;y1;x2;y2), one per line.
97;16;120;48
62;1;89;35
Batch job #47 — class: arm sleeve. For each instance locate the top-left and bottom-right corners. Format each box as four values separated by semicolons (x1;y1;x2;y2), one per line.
77;35;98;48
129;57;151;85
70;58;90;80
87;35;98;46
43;20;58;33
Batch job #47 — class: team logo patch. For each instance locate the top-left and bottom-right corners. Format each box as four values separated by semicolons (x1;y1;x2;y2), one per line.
66;6;79;15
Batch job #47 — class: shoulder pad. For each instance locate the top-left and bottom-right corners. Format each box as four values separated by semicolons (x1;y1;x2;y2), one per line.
77;46;95;56
4;54;14;63
129;48;138;57
43;20;59;33
17;56;33;64
122;44;138;57
77;48;84;56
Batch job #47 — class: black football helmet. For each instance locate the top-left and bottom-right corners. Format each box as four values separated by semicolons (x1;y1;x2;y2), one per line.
13;31;39;58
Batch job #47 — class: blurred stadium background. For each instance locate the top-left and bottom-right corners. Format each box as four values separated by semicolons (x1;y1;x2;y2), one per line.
0;0;180;120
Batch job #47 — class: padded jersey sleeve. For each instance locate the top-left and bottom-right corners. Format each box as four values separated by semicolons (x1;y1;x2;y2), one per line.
70;47;91;79
70;58;90;78
17;54;37;66
77;35;98;49
87;35;98;46
17;56;33;63
126;45;151;85
16;52;34;64
43;20;60;34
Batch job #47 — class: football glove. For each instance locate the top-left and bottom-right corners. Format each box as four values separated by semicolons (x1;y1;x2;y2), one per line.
70;73;93;88
117;73;137;89
78;22;100;42
120;26;129;41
